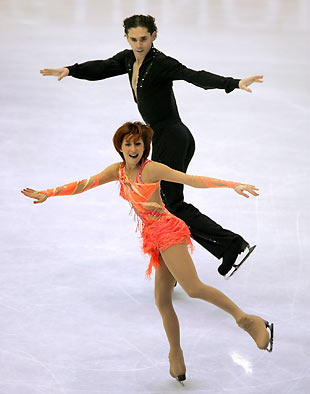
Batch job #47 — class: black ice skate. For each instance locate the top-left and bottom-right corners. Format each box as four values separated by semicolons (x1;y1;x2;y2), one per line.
218;238;255;279
225;245;256;279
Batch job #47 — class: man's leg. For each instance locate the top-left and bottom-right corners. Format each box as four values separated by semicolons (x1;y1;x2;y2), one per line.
151;122;251;275
161;179;246;260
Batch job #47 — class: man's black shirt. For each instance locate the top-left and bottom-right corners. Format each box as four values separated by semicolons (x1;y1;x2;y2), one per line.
67;47;244;259
67;47;240;127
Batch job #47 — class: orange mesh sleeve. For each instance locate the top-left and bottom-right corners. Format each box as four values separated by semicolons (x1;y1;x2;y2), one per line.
40;174;100;197
190;175;241;189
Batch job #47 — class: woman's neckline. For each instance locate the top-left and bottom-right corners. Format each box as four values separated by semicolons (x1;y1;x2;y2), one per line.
122;164;159;185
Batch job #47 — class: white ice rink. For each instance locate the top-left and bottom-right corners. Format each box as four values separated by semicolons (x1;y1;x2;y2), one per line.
1;1;310;393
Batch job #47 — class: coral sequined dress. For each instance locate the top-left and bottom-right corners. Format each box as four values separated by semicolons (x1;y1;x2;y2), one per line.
118;160;193;278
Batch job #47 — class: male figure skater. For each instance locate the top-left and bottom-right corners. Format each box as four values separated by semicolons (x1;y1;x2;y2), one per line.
40;15;263;277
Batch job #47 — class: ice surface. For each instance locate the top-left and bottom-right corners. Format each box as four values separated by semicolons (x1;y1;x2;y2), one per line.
1;1;310;393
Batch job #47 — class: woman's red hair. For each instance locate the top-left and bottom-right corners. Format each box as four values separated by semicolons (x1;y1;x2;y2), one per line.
113;122;154;164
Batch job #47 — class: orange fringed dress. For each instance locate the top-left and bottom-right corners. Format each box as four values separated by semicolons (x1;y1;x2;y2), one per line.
118;160;193;279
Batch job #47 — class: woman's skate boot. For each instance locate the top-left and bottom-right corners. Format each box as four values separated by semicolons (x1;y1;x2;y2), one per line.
169;349;186;385
237;314;274;352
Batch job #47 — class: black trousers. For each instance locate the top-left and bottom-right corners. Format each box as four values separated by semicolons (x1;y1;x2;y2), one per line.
151;120;245;259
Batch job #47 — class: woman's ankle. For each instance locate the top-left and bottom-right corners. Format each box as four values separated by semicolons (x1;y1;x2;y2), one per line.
169;347;183;357
234;310;247;323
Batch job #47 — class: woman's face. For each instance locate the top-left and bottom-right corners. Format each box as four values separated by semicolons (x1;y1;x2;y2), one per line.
121;136;145;167
126;26;156;60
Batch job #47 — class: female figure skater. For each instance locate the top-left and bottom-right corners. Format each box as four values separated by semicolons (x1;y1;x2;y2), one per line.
21;122;273;385
40;14;263;277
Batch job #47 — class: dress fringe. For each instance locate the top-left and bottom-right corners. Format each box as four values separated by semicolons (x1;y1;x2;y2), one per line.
142;215;194;279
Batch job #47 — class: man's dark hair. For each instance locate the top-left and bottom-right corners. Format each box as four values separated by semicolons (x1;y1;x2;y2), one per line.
123;14;157;35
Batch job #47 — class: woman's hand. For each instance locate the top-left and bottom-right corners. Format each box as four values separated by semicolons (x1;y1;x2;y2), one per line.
234;184;259;198
239;75;263;93
40;67;69;81
21;188;48;204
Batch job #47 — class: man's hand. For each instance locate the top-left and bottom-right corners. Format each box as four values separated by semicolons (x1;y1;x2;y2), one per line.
234;184;259;198
21;188;48;204
239;75;263;93
40;67;69;81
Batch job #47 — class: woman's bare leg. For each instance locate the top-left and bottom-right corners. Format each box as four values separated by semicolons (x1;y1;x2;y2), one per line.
160;244;270;349
154;256;186;378
161;244;244;319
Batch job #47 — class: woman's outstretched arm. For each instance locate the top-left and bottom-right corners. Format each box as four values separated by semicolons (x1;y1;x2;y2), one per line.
147;162;259;198
21;162;121;204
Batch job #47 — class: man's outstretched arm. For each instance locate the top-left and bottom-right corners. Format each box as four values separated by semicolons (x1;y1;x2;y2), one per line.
40;50;129;81
238;75;263;93
162;55;263;93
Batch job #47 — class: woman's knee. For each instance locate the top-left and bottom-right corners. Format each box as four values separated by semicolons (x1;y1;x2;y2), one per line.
183;281;204;299
155;295;172;311
155;288;173;310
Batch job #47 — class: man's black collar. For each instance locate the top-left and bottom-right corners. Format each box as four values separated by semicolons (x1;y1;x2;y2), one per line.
128;46;158;68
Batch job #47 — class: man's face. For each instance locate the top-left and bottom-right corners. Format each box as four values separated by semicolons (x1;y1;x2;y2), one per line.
126;26;156;60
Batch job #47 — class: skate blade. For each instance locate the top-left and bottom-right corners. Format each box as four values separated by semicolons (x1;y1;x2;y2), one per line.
225;245;256;279
176;378;185;386
264;320;274;352
176;374;186;386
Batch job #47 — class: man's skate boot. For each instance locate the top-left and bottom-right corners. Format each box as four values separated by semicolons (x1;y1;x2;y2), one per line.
219;237;256;278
